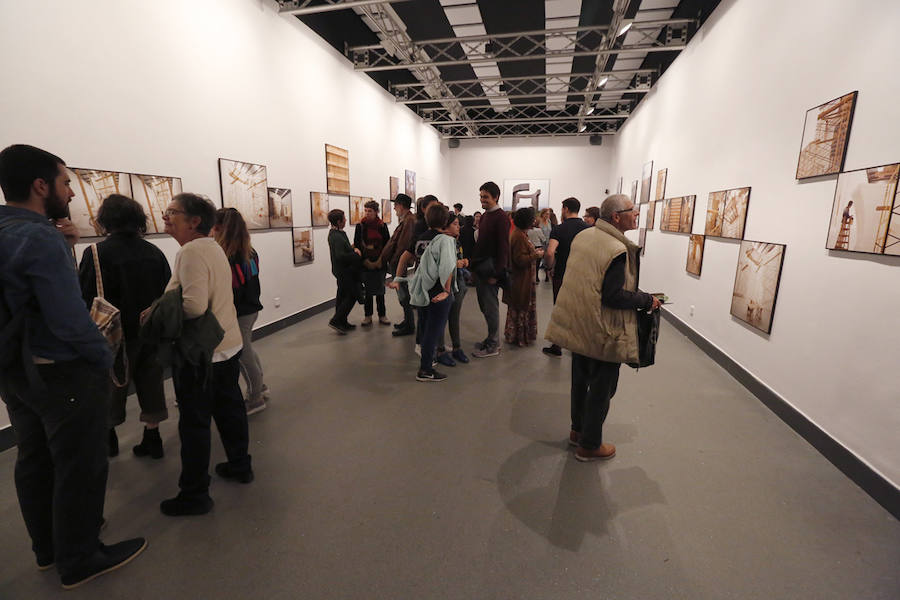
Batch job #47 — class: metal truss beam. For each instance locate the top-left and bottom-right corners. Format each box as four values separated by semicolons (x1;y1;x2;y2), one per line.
417;101;625;123
277;0;412;16
400;87;648;105
436;121;619;139
348;19;694;72
425;115;623;126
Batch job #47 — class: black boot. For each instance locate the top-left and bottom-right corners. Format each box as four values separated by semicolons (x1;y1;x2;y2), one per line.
132;427;163;459
108;429;119;458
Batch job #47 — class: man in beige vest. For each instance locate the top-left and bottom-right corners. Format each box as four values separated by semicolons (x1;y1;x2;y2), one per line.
545;194;660;461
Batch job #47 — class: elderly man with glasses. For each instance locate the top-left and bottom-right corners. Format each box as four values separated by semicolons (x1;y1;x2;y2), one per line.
545;194;660;462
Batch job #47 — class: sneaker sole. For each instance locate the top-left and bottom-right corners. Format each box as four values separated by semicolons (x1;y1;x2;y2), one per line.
328;324;347;335
246;403;267;416
574;451;616;462
37;562;54;572
473;351;500;358
415;376;447;382
61;539;148;590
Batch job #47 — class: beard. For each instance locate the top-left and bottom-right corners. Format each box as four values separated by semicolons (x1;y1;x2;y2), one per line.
43;186;69;220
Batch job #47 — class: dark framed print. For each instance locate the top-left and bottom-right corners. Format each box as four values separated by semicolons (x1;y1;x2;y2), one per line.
655;168;667;202
405;169;416;199
630;179;638;204
730;240;786;334
389;176;399;201
686;234;705;275
660;196;695;233
705;187;751;240
218;158;269;230
130;173;183;234
796;91;857;180
639;161;653;205
310;191;329;228
267;187;293;229
381;198;392;224
325;144;350;195
825;163;899;255
67;168;134;238
638;227;646;256
646;200;656;230
349;195;366;226
292;227;314;265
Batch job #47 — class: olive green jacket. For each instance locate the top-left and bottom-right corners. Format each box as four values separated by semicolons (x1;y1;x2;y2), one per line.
544;220;641;363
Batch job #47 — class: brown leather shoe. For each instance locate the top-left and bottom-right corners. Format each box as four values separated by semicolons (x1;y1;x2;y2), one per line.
575;443;616;462
568;430;579;447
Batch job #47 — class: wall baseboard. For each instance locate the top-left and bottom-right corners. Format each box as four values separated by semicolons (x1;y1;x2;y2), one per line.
660;308;899;520
0;298;336;454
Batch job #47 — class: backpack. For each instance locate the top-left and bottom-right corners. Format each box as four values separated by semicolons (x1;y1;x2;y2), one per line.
88;243;128;387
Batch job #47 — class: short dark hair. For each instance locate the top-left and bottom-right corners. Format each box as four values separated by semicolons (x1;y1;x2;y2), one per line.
479;181;500;200
392;193;412;209
561;197;581;214
0;144;65;203
425;203;449;229
584;206;600;221
453;203;463;211
474;211;482;216
422;194;439;209
97;194;148;235
463;215;475;228
364;200;379;213
444;212;458;228
173;192;216;235
327;208;344;227
513;207;536;230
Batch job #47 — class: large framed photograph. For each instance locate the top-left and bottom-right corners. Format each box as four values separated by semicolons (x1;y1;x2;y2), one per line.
660;195;695;233
349;195;366;226
705;187;750;240
218;158;269;230
67;168;134;238
502;179;550;211
646;201;656;230
292;227;314;265
267;188;293;229
686;234;705;276
630;180;638;204
825;163;899;255
130;173;183;234
730;241;786;334
310;192;329;228
796;91;857;180
704;190;727;237
381;198;393;224
389;176;399;201
405;169;416;199
655;168;667;201
638;227;647;256
639;161;653;205
325;144;350;195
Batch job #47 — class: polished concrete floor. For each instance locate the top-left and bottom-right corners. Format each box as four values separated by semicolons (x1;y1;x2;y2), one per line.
1;285;898;599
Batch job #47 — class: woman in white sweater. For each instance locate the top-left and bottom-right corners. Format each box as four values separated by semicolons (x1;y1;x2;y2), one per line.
159;193;252;517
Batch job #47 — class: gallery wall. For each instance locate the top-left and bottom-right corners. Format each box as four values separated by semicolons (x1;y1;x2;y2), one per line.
0;0;448;430
446;137;613;216
608;0;900;487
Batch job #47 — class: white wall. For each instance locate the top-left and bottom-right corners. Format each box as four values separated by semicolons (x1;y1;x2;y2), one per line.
446;137;614;216
0;0;448;430
609;0;900;486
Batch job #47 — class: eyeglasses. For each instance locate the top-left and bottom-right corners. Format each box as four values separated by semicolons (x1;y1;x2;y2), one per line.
616;207;638;214
164;209;185;217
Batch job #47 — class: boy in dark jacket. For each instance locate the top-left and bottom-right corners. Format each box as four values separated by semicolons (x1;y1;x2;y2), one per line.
327;209;362;334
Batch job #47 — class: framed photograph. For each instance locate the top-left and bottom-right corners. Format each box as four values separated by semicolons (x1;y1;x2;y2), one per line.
646;200;656;230
825;163;899;255
405;169;416;199
325;144;350;195
655;168;667;201
686;234;705;276
660;196;695;233
130;173;183;234
310;191;329;228
639;161;653;205
704;190;727;237
730;241;786;334
67;168;133;238
218;158;269;230
630;180;638;204
381;198;392;224
502;179;550;211
267;188;293;229
616;176;623;194
638;227;647;256
705;187;751;240
389;176;399;201
349;195;366;226
292;227;314;265
796;91;857;180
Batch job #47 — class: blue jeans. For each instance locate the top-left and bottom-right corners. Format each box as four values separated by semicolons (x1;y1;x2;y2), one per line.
418;296;453;372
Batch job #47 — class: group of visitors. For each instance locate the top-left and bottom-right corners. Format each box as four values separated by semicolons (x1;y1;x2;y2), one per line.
0;142;657;590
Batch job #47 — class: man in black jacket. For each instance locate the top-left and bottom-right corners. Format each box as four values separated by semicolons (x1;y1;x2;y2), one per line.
327;208;362;333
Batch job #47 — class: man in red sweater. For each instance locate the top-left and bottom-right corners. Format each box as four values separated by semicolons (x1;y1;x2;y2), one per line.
471;181;510;358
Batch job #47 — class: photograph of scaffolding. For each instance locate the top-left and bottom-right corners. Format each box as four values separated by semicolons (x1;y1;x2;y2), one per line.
640;161;653;205
267;187;293;229
706;187;751;239
826;163;899;255
686;234;705;275
705;190;727;237
348;195;369;225
503;179;550;211
68;168;133;238
131;173;182;235
656;168;667;201
639;227;647;256
218;158;268;230
389;176;399;201
381;198;392;224
292;227;314;265
646;200;656;230
405;169;416;199
796;91;857;179
661;196;695;233
730;241;786;334
310;192;329;227
325;144;350;195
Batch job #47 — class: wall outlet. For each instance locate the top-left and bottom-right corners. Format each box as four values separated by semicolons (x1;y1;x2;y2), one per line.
273;297;281;308
690;305;695;316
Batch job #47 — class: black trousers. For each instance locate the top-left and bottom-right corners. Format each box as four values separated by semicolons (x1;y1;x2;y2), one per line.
332;279;357;325
396;281;415;329
109;337;168;427
1;359;109;573
570;353;621;450
172;353;251;498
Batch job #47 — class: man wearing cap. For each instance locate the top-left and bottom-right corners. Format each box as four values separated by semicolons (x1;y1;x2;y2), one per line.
380;193;417;335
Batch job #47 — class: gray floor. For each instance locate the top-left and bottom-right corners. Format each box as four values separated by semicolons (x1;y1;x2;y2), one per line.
0;284;898;599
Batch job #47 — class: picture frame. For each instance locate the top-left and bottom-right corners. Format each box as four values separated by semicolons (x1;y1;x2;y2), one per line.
381;198;393;224
638;227;647;256
405;169;416;199
640;161;653;205
646;200;656;230
705;187;751;240
325;144;350;195
660;195;695;233
67;168;134;238
292;227;314;265
655;168;667;202
730;240;786;334
310;191;329;228
389;176;399;201
686;234;705;276
825;163;899;256
795;91;857;180
630;180;638;204
130;172;183;235
267;187;293;229
218;158;269;230
349;195;366;226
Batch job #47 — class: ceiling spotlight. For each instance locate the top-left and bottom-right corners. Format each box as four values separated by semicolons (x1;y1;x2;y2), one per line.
586;106;595;115
598;76;609;88
578;124;587;133
618;21;632;36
